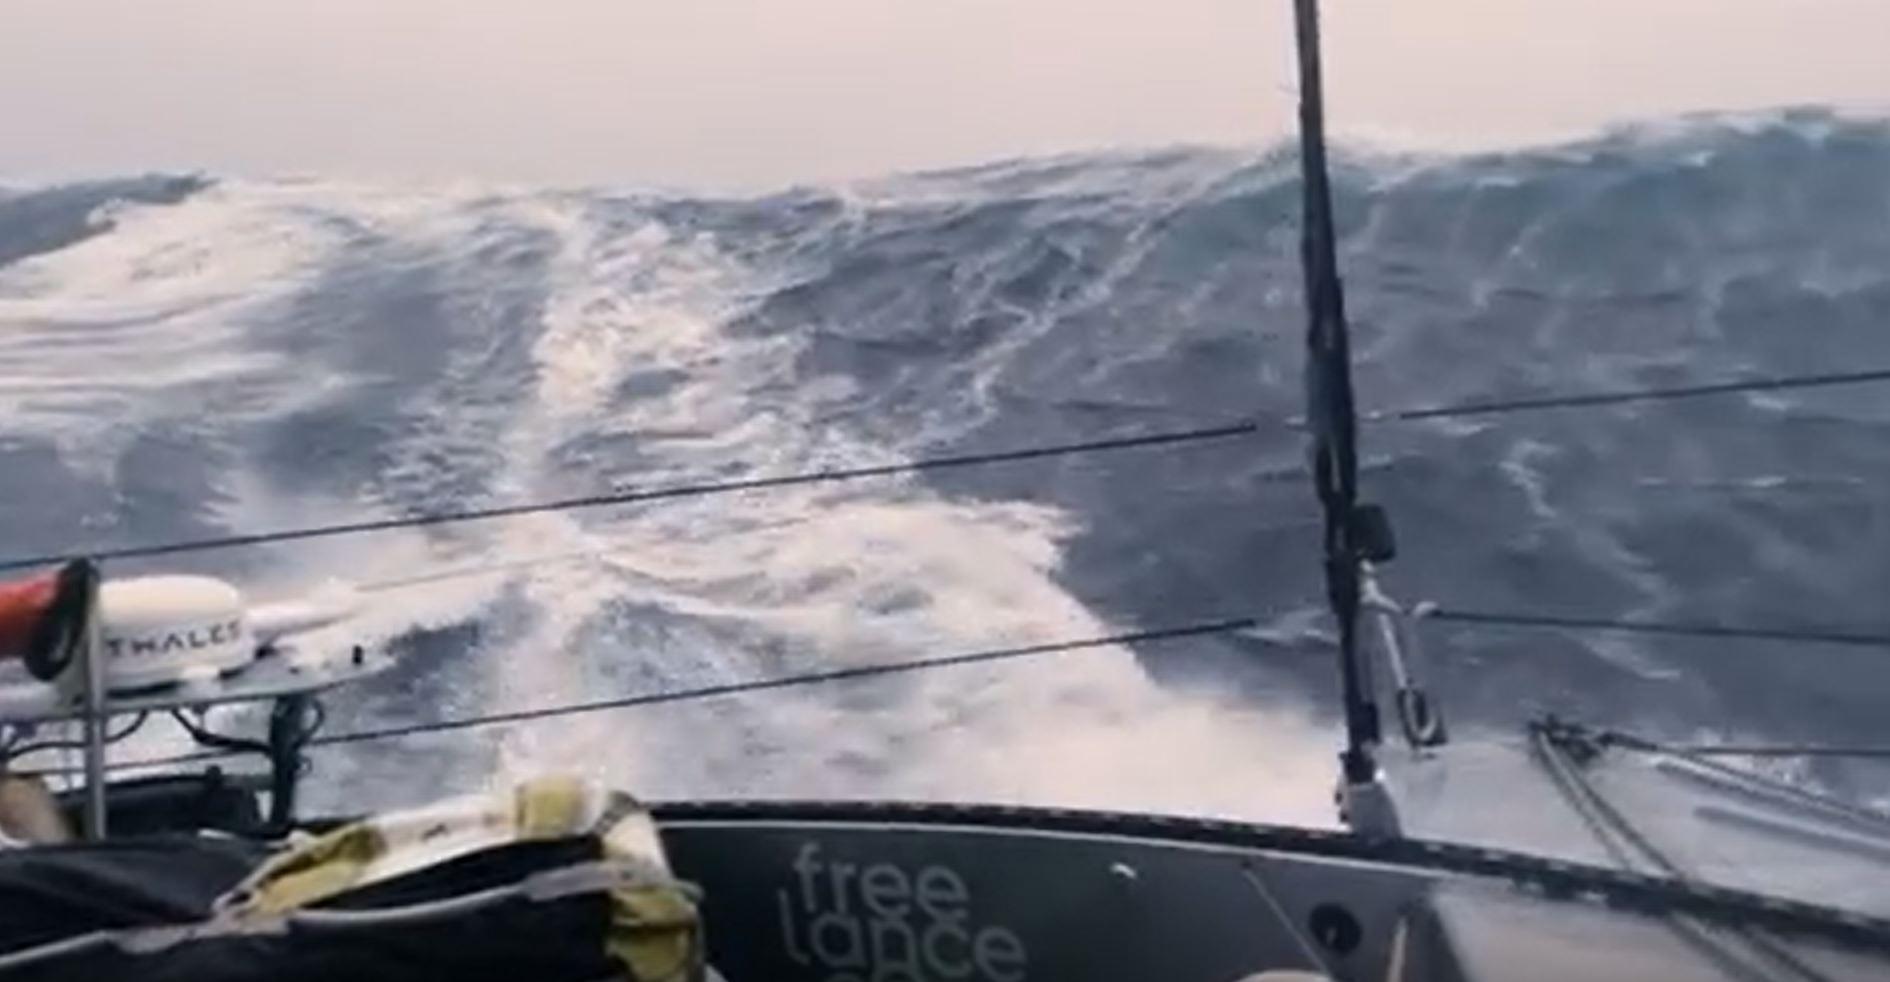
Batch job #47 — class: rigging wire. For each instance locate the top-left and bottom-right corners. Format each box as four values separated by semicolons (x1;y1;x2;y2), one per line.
1660;744;1890;759
72;615;1257;775
1369;367;1890;422
0;422;1259;574
1598;728;1890;760
1424;610;1890;758
357;549;605;593
1425;608;1890;649
3;365;1888;575
19;583;1888;774
0;366;1884;774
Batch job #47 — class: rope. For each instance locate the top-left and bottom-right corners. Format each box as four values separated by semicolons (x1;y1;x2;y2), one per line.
1427;608;1890;649
1531;721;1828;982
85;616;1257;774
1;712;149;761
1371;367;1890;422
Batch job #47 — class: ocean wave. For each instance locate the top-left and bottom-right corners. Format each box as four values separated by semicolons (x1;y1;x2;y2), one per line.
3;109;1889;812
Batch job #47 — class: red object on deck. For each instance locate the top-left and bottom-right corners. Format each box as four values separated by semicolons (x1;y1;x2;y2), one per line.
0;572;56;661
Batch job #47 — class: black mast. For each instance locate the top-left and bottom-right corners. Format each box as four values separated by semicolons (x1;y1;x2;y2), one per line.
1290;0;1381;785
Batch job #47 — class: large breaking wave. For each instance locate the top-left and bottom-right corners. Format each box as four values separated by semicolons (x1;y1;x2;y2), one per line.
2;108;1888;819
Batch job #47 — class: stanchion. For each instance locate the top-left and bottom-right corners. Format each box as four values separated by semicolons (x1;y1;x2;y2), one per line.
79;570;107;839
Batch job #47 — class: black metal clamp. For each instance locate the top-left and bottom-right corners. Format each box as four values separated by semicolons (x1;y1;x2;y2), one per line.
172;691;326;832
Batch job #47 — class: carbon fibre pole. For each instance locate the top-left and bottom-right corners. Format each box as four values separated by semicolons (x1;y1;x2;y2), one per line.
1289;0;1395;829
1291;0;1373;772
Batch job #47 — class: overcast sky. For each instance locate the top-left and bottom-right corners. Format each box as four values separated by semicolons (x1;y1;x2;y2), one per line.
3;0;1886;189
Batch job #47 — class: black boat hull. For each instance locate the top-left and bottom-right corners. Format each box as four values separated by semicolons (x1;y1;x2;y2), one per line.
663;806;1415;981
6;796;1890;981
657;801;1890;982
